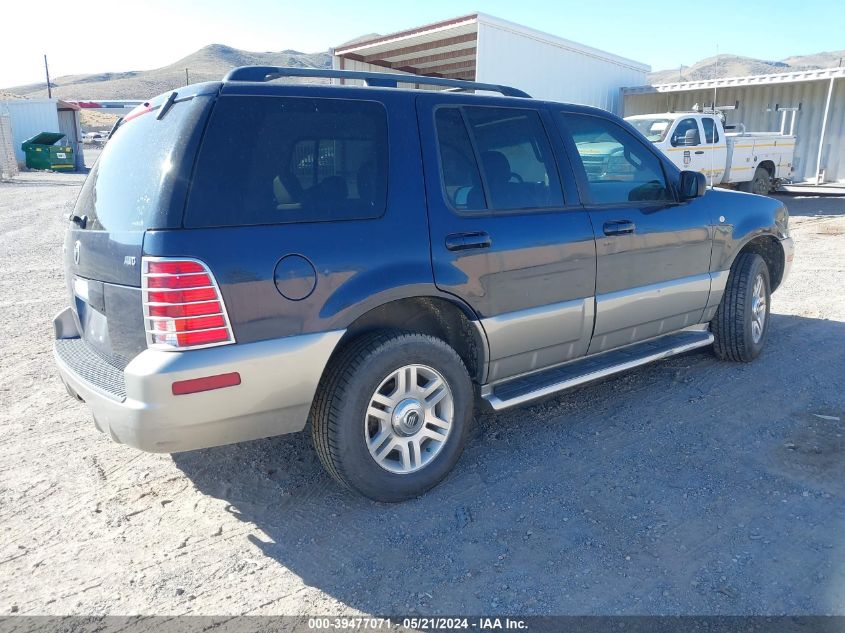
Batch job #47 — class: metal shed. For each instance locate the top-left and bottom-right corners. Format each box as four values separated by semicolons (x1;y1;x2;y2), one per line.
0;98;84;170
332;13;649;114
622;67;845;185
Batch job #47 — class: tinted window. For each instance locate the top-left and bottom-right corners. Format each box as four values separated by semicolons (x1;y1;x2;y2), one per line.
464;107;563;210
74;98;199;231
434;108;485;212
671;118;701;146
434;106;563;213
702;117;719;143
561;112;672;205
186;97;388;227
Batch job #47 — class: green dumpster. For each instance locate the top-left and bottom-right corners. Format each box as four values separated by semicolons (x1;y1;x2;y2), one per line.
21;132;74;171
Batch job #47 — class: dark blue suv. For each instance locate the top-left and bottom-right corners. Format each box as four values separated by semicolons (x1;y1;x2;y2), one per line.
53;67;793;501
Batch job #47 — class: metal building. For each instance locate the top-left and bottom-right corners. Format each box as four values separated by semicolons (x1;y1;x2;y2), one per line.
0;98;85;170
623;67;845;186
332;13;649;114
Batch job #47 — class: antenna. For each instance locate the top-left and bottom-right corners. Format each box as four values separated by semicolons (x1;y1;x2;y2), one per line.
709;46;718;189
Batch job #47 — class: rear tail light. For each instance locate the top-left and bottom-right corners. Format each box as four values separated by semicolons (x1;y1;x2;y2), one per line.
141;257;235;350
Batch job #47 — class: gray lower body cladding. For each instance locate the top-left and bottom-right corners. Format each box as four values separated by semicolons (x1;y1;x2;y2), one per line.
53;307;344;453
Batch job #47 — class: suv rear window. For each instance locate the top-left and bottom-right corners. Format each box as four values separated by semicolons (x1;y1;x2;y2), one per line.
186;97;388;227
74;99;199;231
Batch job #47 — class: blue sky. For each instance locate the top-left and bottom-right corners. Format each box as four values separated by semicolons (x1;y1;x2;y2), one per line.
2;0;843;87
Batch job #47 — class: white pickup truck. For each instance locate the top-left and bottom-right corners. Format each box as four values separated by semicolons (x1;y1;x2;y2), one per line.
624;112;796;195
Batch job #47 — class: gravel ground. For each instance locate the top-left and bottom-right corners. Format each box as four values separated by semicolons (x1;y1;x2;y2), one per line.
0;169;844;616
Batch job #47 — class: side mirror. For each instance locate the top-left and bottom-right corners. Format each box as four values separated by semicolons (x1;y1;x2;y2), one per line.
679;170;707;200
683;128;700;146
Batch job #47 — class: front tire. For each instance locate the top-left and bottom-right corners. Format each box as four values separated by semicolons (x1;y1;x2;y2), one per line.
311;330;473;502
711;253;771;362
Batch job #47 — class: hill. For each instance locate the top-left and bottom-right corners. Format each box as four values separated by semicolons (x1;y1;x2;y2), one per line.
4;44;332;100
6;44;842;98
648;50;844;84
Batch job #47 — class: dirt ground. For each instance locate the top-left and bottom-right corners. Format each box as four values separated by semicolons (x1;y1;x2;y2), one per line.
1;168;844;616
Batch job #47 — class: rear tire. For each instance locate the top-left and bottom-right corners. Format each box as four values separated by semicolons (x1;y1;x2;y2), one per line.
711;253;771;362
311;330;473;502
741;167;771;195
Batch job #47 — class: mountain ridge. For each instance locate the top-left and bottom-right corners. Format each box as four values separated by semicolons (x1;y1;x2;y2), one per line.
4;44;333;100
648;50;845;84
3;44;843;100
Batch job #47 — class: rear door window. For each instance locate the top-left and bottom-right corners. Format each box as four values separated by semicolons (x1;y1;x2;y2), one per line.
434;108;486;213
185;97;388;227
434;105;564;214
702;117;719;143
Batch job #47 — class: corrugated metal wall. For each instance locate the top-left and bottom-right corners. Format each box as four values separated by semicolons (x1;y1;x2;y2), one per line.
0;99;60;165
475;22;647;114
623;78;844;183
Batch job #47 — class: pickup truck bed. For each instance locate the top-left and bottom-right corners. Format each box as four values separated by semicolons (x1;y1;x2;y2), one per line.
725;133;796;184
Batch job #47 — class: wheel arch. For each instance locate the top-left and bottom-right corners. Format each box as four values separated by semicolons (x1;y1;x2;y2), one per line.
733;235;785;291
327;296;489;384
757;160;776;177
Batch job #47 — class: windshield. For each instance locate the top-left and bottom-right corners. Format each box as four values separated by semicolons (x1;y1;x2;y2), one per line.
627;118;673;142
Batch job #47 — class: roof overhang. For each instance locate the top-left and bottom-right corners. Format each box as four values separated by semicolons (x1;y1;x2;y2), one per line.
333;13;649;81
624;66;845;95
334;14;480;80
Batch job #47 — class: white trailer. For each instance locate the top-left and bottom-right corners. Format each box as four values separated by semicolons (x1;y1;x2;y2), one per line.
625;111;796;194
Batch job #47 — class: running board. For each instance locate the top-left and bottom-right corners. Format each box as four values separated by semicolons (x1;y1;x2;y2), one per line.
484;330;714;410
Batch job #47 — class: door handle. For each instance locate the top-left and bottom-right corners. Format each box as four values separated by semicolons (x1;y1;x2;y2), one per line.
603;220;635;236
695;150;705;155
445;231;492;251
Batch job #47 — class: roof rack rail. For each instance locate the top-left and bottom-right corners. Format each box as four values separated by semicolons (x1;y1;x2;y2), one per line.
222;66;531;98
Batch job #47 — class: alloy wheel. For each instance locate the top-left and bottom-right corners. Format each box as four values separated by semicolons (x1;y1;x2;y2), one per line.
751;273;767;343
364;364;454;474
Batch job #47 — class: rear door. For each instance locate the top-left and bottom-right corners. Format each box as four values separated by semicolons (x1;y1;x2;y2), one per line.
700;116;727;184
65;87;216;363
554;110;714;354
416;94;596;383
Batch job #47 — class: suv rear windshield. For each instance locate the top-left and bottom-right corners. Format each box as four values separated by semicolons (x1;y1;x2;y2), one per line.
73;98;200;231
185;96;389;227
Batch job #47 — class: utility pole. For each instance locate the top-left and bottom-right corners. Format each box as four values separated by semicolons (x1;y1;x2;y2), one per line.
185;68;189;86
44;54;52;98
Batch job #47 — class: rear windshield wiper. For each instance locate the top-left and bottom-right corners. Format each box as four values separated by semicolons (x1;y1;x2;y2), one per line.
107;117;123;139
156;92;178;120
68;212;88;229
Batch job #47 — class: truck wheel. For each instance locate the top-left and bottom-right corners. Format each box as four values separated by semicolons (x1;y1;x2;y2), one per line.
743;167;771;195
311;330;473;502
711;253;771;362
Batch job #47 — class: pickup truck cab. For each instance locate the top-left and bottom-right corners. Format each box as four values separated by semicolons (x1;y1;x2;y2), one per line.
53;67;794;501
625;112;796;195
